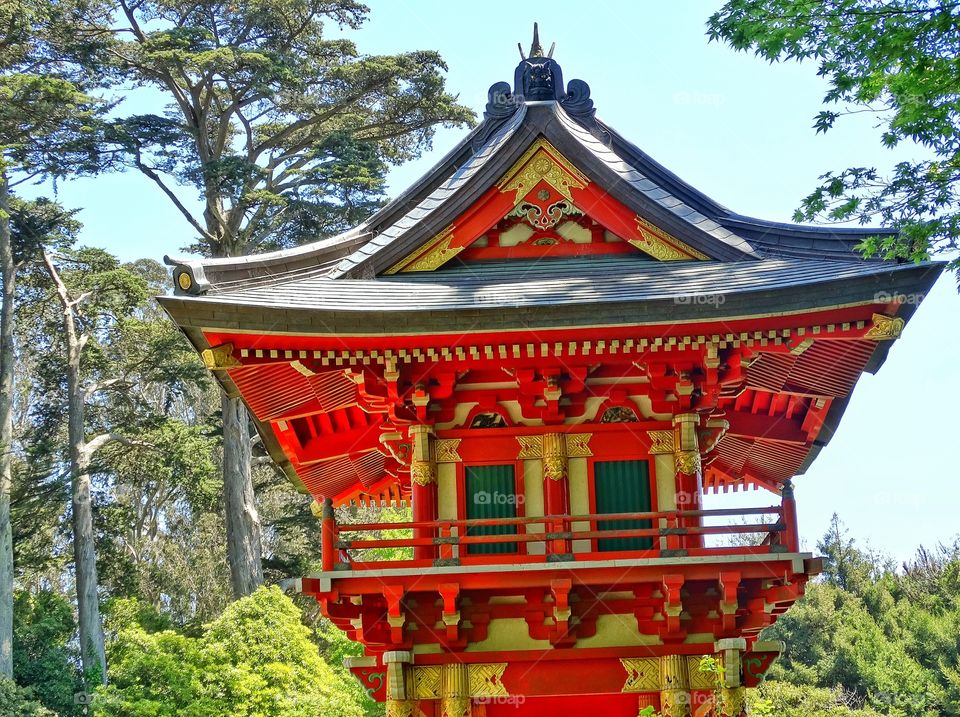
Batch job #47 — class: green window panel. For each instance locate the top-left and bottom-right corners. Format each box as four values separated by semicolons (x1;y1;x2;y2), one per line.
464;464;518;555
594;460;653;552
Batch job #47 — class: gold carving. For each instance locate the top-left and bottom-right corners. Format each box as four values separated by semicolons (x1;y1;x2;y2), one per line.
630;216;710;262
176;271;192;291
542;433;567;481
687;656;716;690
659;655;692;717
565;433;593;457
435;438;462;463
468;663;509;697
410;665;442;699
516;435;543;459
498;138;589;203
621;657;659;692
647;430;674;455
386;701;415;717
410;459;436;486
675;449;701;476
385;226;462;274
201;343;241;370
865;312;904;340
721;686;746;717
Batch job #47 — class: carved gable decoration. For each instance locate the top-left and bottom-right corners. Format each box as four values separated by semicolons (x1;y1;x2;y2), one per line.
384;138;709;274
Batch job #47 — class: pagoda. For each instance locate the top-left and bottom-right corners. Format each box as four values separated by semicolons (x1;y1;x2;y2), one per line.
161;26;942;717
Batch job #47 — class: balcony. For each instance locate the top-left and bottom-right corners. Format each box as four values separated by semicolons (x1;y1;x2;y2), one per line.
319;499;801;572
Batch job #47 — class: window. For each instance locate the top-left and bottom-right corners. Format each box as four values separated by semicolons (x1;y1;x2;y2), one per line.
593;460;653;552
464;464;518;554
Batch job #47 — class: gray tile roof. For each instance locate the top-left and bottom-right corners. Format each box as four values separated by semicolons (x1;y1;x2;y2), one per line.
194;255;937;312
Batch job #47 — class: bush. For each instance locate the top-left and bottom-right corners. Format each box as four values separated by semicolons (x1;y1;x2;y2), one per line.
93;586;364;717
0;678;57;717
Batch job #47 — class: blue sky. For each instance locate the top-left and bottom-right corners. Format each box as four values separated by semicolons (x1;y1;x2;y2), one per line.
26;1;959;561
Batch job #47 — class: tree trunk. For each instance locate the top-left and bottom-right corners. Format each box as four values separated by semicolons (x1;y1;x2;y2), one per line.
221;393;263;597
0;169;15;679
44;251;107;683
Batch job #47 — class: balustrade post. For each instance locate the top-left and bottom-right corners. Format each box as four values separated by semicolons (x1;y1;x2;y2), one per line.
410;424;438;561
321;498;337;572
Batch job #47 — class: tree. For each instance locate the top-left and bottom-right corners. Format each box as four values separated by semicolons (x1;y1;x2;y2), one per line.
708;1;960;274
1;0;105;678
65;0;474;599
94;586;365;717
817;513;878;595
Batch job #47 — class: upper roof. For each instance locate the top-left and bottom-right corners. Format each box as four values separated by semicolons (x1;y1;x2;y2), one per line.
166;43;897;296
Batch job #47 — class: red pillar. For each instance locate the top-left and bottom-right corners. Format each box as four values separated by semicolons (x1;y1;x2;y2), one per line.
542;433;570;557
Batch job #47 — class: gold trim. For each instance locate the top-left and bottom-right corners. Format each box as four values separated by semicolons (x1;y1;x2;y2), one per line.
516;435;543;460
201;343;241;370
410;665;442;699
864;312;904;340
498;138;589;203
565;433;593;457
687;656;716;690
620;657;659;692
384;226;461;274
675;449;701;476
647;430;674;455
543;433;567;481
435;438;462;463
467;663;509;697
630;216;710;261
411;459;436;486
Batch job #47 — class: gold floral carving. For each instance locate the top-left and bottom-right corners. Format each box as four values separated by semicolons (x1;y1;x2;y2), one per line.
620;657;660;692
675;449;701;476
565;433;593;457
385;226;461;274
498;139;589;203
864;312;904;340
629;216;709;262
201;343;241;370
435;438;462;463
467;663;509;697
516;435;543;460
647;430;674;455
411;459;436;486
542;433;567;481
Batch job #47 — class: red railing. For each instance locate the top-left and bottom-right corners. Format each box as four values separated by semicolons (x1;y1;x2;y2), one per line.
318;491;800;571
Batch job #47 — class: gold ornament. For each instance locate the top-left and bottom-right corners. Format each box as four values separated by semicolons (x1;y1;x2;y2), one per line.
675;450;701;476
647;430;675;455
201;343;241;370
410;459;436;486
865;312;904;340
630;216;709;262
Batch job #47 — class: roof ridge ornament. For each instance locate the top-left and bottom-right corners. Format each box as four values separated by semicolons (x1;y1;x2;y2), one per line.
518;22;555;60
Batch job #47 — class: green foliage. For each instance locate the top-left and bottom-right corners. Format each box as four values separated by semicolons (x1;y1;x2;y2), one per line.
13;590;81;716
755;681;887;716
65;0;475;255
0;677;56;717
93;586;364;717
708;1;960;273
763;517;960;716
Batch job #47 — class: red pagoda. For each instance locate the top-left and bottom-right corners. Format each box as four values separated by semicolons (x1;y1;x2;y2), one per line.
161;27;942;717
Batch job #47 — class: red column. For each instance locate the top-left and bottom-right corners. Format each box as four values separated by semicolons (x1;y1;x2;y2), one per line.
673;413;703;550
542;433;570;557
410;424;438;562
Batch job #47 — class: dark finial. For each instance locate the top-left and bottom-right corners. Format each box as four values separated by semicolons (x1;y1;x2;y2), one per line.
530;22;545;58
